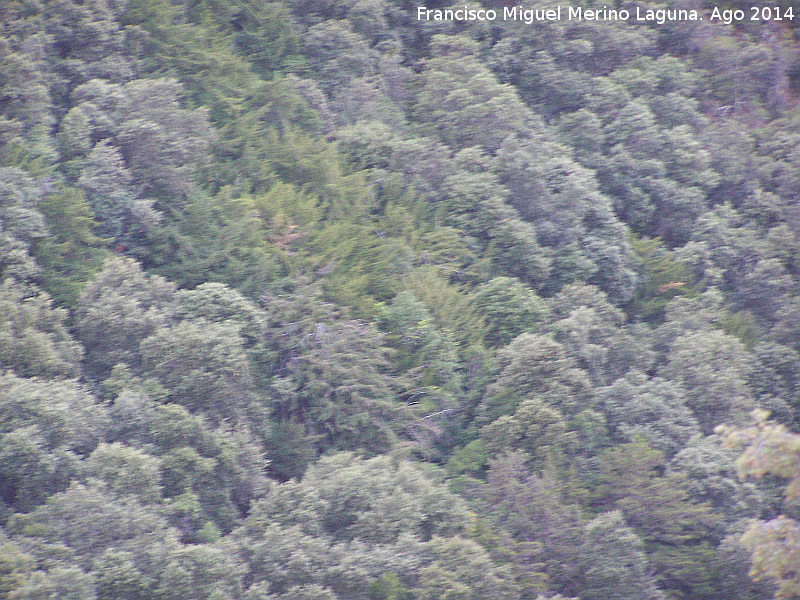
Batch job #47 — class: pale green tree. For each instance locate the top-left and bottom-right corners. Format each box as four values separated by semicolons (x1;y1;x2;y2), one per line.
139;319;255;423
0;168;48;244
547;283;652;385
660;329;755;433
301;21;376;96
0;374;108;511
597;371;699;457
579;511;665;600
720;413;800;598
74;257;177;381
480;398;576;470
85;442;163;505
8;567;97;600
77;139;136;237
7;482;176;570
0;531;34;599
0;280;84;379
93;549;151;600
0;45;55;171
115;79;214;199
414;35;535;153
482;333;592;420
668;435;766;531
234;453;512;598
414;536;519;600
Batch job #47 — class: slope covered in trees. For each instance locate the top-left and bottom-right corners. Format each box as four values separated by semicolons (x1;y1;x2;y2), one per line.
1;0;800;598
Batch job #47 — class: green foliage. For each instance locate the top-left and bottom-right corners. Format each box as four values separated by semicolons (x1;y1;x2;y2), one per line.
301;20;375;96
8;567;97;600
597;371;700;458
31;187;108;306
481;451;582;597
156;541;245;599
439;149;550;288
594;442;721;598
720;412;800;598
480;398;576;471
0;229;40;284
75;257;178;381
414;35;534;153
0;167;48;244
0;532;34;599
0;45;56;174
309;219;411;311
149;403;269;533
719;309;760;351
8;482;174;569
668;435;765;525
483;333;593;420
627;233;695;323
496;136;636;302
148;190;281;295
124;0;261;124
445;439;489;479
237;453;514;598
114;78;215;199
77;139;136;237
93;549;152;600
308;453;470;543
415;535;520;600
59;77;216;243
0;374;108;511
140;319;256;423
263;420;316;482
368;572;408;600
270;319;404;454
547;283;654;385
749;341;800;425
85;442;163;505
660;329;756;433
0;280;84;379
3;1;800;599
232;1;303;76
380;290;460;389
404;267;486;349
472;277;547;348
579;510;665;600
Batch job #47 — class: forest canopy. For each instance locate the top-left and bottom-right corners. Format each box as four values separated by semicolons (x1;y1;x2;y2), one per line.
1;0;800;598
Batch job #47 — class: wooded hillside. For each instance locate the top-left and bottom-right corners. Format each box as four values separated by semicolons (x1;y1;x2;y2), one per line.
2;0;800;598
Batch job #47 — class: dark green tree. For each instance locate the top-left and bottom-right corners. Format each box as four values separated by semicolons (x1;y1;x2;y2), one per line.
31;186;108;306
594;442;720;598
270;318;404;454
481;451;583;598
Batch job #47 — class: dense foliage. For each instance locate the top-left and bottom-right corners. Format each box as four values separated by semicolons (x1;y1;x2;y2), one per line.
2;0;800;598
